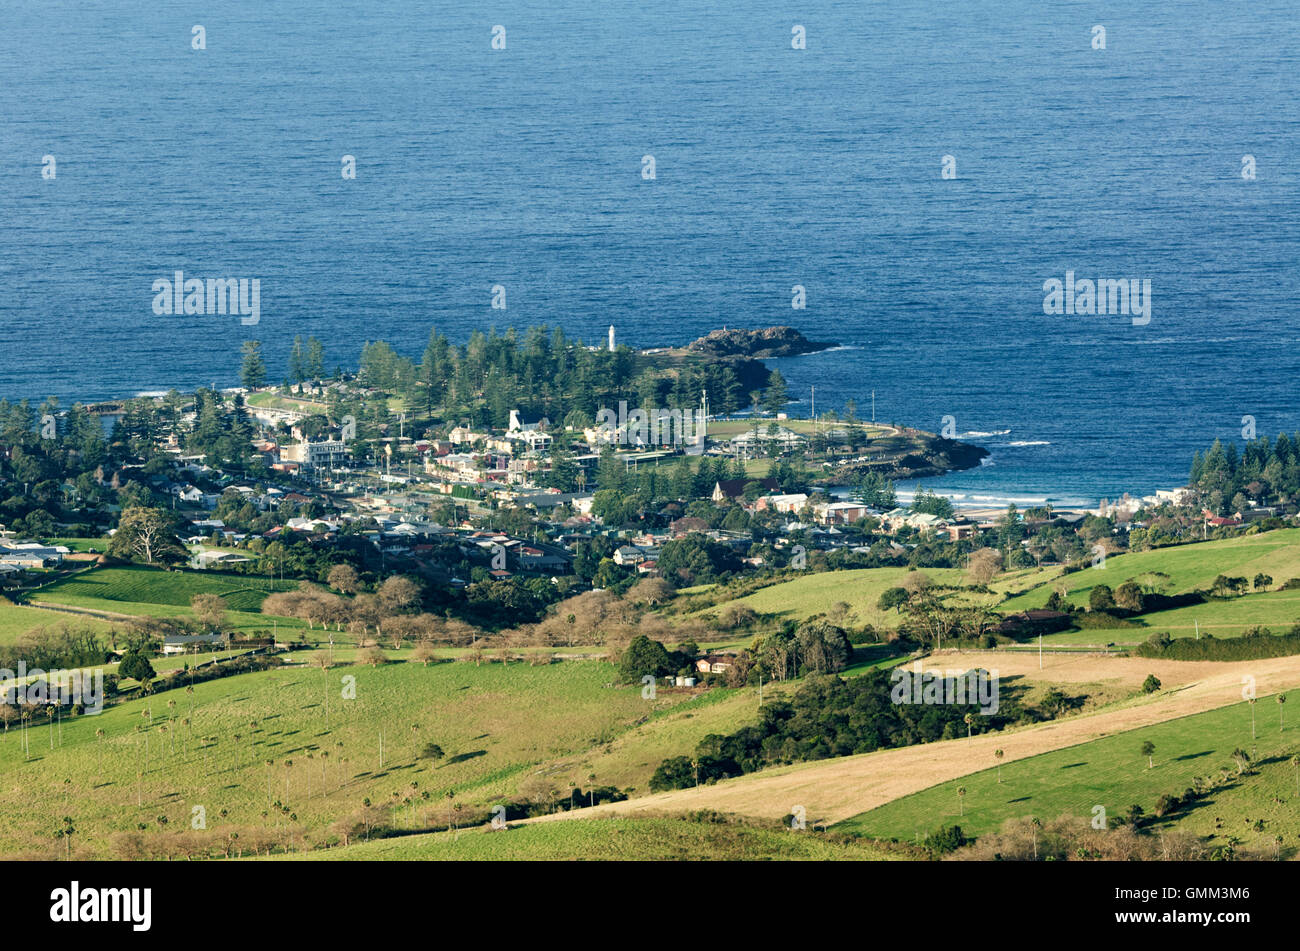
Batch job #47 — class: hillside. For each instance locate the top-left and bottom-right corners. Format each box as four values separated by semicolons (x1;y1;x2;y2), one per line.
523;653;1300;830
839;690;1298;856
0;656;771;859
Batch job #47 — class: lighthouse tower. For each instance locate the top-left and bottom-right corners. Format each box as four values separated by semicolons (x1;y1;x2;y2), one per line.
608;325;615;352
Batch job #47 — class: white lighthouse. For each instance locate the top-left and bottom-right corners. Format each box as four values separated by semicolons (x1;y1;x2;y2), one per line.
608;325;615;352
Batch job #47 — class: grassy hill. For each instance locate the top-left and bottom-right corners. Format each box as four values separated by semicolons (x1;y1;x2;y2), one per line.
690;566;990;630
836;691;1300;856
0;657;768;858
686;529;1300;647
521;654;1300;834
1001;529;1300;644
28;565;304;635
1003;529;1300;614
0;599;115;643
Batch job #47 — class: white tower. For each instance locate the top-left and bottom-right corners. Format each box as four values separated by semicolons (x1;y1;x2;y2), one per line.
608;325;616;352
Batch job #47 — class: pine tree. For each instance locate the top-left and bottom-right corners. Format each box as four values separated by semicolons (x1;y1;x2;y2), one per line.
240;341;267;390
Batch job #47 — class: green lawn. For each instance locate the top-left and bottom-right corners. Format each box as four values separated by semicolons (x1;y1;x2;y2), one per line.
49;537;109;553
836;692;1300;855
694;566;990;629
28;565;304;634
0;600;114;643
245;391;323;413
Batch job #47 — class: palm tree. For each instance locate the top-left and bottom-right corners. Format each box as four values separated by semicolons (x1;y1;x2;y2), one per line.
588;773;596;808
1279;694;1287;732
1030;816;1042;859
957;785;966;817
1250;697;1257;740
964;713;974;739
1291;754;1300;796
995;748;1004;783
1141;740;1155;770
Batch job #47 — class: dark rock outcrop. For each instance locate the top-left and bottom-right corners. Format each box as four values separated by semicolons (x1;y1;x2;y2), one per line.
686;326;834;359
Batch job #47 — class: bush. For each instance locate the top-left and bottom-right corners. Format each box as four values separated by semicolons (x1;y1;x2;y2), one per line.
1088;585;1114;612
1136;630;1300;661
928;824;968;855
617;635;679;683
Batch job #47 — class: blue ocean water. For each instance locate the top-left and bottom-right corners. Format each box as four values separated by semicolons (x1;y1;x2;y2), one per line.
2;0;1297;507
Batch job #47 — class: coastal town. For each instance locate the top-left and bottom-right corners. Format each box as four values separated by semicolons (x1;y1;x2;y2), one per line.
0;324;1296;869
0;325;1223;603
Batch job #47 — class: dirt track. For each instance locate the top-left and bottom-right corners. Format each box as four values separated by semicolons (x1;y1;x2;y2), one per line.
528;653;1300;827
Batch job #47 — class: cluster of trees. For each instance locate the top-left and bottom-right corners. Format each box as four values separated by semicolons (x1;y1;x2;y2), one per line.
876;573;1002;648
590;452;770;524
616;635;698;682
1137;627;1300;661
655;535;744;586
261;570;561;641
649;666;1016;791
184;389;257;470
852;470;897;509
352;326;764;431
1190;434;1300;515
910;487;954;519
239;336;329;390
0;397;113;536
1084;581;1148;614
746;620;853;680
947;814;1218;862
0;624;109;672
1209;573;1272;597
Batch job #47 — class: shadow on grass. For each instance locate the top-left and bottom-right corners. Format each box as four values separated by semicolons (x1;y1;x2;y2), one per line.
445;750;487;766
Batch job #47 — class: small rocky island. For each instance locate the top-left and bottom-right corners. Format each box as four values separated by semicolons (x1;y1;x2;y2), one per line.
685;326;835;359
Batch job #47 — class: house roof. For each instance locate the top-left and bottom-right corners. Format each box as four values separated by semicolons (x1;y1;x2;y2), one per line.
714;478;779;498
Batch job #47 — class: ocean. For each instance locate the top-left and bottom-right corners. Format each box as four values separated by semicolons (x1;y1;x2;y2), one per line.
2;0;1297;508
